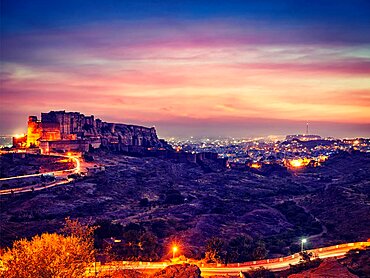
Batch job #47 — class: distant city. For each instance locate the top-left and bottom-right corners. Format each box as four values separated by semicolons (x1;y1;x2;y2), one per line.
167;135;370;169
2;112;369;172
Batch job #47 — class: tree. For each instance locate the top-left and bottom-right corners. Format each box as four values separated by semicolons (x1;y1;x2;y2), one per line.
108;223;161;261
1;233;93;278
252;240;268;260
288;252;322;275
94;219;123;249
299;251;313;262
225;236;267;263
61;217;96;255
119;223;146;260
137;232;160;261
204;237;226;263
226;235;253;263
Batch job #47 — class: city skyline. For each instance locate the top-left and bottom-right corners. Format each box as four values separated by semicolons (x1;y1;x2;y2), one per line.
1;0;370;138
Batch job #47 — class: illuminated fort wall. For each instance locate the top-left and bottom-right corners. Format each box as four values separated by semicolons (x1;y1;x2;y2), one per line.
27;116;61;147
39;140;89;154
27;116;42;147
41;111;95;139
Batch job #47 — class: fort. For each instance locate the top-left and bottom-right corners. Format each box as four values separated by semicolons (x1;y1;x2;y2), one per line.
12;110;226;167
21;110;167;154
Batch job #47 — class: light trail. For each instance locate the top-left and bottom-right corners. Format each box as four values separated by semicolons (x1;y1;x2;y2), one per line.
0;154;82;195
0;155;79;181
84;241;370;277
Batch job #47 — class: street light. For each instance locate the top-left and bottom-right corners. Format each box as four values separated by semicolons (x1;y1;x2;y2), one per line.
172;245;178;259
301;238;307;252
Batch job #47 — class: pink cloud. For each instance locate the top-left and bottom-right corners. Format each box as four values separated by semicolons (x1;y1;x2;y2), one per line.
1;20;370;134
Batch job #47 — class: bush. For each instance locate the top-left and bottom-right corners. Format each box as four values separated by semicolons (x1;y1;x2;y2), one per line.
1;233;94;278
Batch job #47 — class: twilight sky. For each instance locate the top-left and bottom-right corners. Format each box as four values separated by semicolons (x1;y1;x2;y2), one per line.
1;0;370;138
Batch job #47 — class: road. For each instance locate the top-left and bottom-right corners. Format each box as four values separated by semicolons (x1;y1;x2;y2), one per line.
85;241;370;277
0;154;84;195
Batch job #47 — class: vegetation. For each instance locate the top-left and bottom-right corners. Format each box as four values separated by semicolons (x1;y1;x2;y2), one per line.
204;237;226;263
264;201;323;254
94;220;162;262
116;228;160;261
204;236;268;264
94;219;124;248
226;236;267;263
288;251;322;275
1;218;95;278
274;201;322;236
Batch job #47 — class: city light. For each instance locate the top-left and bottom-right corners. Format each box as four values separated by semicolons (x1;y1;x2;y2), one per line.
287;158;311;169
250;163;262;169
301;238;307;252
14;134;25;139
172;245;178;259
290;159;303;168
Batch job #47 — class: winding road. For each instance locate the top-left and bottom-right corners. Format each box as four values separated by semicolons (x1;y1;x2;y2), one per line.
85;241;370;277
0;154;82;195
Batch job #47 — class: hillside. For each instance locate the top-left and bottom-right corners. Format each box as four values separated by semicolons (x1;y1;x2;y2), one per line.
1;152;369;258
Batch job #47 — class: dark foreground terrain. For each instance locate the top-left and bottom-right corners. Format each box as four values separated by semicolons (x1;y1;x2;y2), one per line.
1;151;369;258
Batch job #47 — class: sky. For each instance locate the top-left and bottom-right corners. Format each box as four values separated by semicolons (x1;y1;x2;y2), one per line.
1;0;370;138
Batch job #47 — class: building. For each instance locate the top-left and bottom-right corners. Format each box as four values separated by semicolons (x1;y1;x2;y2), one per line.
26;110;167;154
41;111;96;139
26;116;61;147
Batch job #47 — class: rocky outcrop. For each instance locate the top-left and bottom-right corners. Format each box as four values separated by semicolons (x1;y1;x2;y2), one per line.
288;259;358;278
152;264;201;278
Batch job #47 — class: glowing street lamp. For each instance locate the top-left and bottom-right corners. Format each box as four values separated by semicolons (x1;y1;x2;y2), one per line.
301;238;307;252
172;245;178;259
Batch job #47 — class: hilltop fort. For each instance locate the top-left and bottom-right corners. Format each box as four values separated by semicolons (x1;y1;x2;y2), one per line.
21;110;167;154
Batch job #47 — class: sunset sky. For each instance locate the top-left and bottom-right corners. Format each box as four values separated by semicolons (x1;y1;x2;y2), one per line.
1;0;370;138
